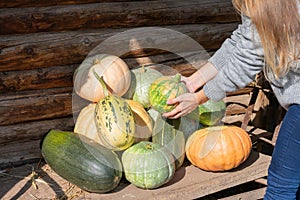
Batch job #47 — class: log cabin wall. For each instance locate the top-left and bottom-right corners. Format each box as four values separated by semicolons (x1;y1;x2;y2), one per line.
0;0;241;169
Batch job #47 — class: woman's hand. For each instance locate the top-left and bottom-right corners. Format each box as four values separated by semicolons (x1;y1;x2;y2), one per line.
181;61;219;93
180;76;197;93
163;89;209;119
163;62;217;119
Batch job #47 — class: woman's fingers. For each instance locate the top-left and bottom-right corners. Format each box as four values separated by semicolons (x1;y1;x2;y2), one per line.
162;105;182;118
166;97;179;105
163;92;203;119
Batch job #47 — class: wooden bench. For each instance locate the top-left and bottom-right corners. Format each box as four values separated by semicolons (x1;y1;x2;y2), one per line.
0;151;271;200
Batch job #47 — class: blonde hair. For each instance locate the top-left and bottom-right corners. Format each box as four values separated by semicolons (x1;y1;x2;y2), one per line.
232;0;300;79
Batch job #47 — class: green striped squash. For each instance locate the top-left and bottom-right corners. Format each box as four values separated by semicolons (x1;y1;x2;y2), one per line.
132;66;163;108
93;69;136;151
148;74;188;113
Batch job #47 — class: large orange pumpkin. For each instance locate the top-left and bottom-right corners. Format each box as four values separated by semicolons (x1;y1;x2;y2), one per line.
186;126;252;171
73;54;131;102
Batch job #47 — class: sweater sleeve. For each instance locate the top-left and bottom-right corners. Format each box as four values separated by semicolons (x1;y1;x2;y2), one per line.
203;15;265;101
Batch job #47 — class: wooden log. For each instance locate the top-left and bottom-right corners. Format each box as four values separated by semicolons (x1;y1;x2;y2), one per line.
0;60;196;124
0;118;75;169
0;65;76;93
0;23;239;72
0;87;81;126
0;51;211;93
125;50;215;75
0;140;42;169
0;0;240;35
0;75;254;127
0;117;74;145
0;0;134;8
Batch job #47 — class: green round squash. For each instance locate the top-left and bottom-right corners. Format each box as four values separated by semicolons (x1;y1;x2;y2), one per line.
152;117;186;170
122;141;176;189
41;130;122;193
147;107;161;124
122;70;136;99
167;116;201;141
148;74;188;113
132;66;163;108
198;100;226;126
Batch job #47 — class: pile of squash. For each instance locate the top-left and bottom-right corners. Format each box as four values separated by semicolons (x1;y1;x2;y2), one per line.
41;54;253;194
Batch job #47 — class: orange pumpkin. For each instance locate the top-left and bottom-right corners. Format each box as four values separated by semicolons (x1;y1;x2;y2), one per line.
73;54;131;102
186;126;252;171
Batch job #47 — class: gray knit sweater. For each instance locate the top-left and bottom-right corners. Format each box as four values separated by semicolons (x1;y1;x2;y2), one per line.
204;14;300;110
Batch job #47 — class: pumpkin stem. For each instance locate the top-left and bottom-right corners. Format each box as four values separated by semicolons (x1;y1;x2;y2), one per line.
140;65;146;73
92;68;110;97
145;143;154;150
94;58;101;65
174;73;181;83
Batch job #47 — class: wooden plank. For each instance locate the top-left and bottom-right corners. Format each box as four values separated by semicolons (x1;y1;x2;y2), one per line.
223;93;252;116
0;0;240;35
0;151;271;200
0;23;239;72
84;151;271;200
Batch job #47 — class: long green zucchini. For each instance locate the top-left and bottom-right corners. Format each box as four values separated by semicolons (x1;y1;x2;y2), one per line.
41;129;122;193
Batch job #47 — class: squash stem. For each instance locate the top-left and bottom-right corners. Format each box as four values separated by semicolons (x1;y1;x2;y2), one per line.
174;73;181;83
92;69;109;97
140;65;146;73
145;143;154;150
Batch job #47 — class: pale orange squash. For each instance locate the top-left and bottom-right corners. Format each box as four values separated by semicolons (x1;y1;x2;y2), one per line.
186;126;252;171
127;100;153;143
73;54;131;102
74;103;103;145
